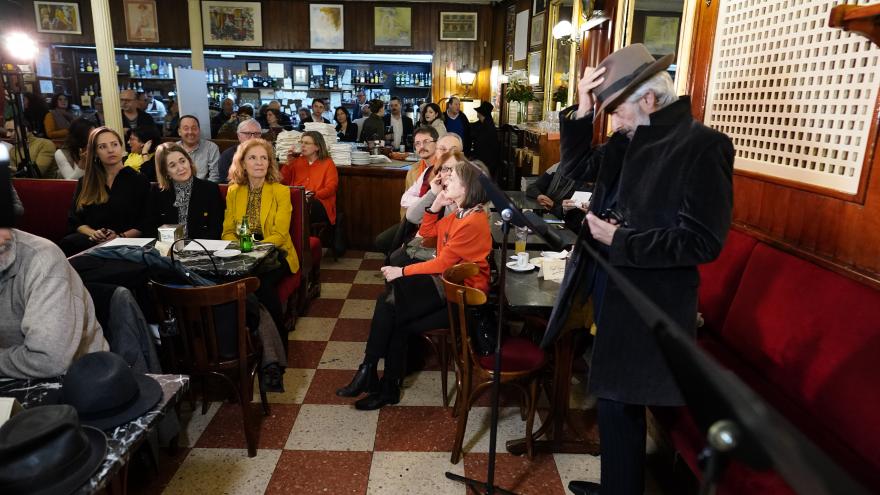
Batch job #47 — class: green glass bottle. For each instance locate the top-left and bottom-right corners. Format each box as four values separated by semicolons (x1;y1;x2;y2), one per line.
238;216;253;253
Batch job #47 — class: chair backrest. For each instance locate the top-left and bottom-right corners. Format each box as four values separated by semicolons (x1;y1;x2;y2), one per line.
442;263;488;369
150;277;260;374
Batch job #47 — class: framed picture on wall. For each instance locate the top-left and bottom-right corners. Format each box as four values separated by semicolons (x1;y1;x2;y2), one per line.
34;1;82;35
533;0;547;15
530;13;544;47
201;1;263;47
440;12;478;41
123;0;159;43
528;50;543;87
632;11;681;58
310;4;345;50
293;65;309;85
374;6;411;47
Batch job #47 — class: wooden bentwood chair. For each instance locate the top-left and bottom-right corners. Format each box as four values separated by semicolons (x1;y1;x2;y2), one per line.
150;277;269;457
442;263;547;464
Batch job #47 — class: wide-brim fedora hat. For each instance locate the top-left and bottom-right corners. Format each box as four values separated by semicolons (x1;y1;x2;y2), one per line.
475;101;494;118
592;43;674;115
0;405;107;495
62;352;162;431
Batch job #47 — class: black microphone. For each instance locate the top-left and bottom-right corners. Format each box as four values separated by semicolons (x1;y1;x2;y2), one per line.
522;211;565;251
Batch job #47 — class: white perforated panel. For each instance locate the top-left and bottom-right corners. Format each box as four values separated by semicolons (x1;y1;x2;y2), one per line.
703;0;880;194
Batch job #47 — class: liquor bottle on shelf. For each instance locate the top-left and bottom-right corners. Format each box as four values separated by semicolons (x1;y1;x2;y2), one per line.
145;58;151;77
89;85;95;97
129;60;136;77
93;59;99;73
150;59;158;76
85;59;93;72
137;81;144;92
79;57;85;72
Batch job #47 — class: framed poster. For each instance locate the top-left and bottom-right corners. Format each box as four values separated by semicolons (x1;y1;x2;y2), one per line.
310;4;344;50
293;66;309;85
633;11;681;57
530;13;544;47
124;0;159;43
374;6;411;47
440;12;478;41
34;1;81;35
528;50;543;86
504;5;516;71
246;62;261;72
533;0;547;15
201;1;263;47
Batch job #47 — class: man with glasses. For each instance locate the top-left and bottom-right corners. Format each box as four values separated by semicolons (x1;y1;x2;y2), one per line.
217;118;262;184
352;91;368;120
120;89;156;131
374;126;439;254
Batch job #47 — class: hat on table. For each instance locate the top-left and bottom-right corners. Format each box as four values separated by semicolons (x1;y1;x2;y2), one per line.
592;43;674;114
62;352;162;431
0;405;107;495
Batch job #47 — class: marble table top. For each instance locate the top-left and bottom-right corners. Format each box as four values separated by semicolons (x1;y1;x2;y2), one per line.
0;373;189;494
494;249;561;312
173;242;276;279
490;212;578;249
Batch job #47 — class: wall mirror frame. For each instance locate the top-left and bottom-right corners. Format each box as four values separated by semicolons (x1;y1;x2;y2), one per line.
542;0;581;115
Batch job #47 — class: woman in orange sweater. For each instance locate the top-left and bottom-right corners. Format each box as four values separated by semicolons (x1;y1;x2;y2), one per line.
281;131;339;224
337;159;491;410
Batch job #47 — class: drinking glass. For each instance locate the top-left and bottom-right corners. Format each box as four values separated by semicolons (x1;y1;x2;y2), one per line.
514;226;528;253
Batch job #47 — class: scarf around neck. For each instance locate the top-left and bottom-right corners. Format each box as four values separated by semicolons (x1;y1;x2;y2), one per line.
173;178;194;236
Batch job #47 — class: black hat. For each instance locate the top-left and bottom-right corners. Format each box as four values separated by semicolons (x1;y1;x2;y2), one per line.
475;101;494;118
0;164;13;228
62;352;162;431
0;405;107;495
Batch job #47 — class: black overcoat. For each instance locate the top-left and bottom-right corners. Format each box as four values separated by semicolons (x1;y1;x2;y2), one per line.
542;97;734;405
151;177;225;240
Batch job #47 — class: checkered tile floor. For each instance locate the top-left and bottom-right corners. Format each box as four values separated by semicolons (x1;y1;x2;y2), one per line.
131;250;671;495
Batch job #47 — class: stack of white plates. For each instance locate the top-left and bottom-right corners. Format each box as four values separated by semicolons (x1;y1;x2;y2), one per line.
330;143;352;166
303;122;338;145
274;130;302;161
351;151;370;166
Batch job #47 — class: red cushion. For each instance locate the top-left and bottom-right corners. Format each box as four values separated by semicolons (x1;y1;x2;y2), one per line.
13;179;77;242
276;271;301;303
698;230;757;332
310;236;323;266
720;244;880;490
478;337;545;372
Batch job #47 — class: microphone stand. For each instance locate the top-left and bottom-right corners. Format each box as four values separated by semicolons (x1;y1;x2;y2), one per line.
1;63;41;179
445;173;565;495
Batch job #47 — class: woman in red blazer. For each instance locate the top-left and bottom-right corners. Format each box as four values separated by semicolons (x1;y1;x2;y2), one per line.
281;131;339;225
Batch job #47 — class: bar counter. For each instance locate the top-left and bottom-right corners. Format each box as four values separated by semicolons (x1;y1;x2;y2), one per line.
337;162;410;250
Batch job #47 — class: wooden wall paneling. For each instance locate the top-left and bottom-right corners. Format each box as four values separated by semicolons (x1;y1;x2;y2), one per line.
686;0;880;286
261;0;308;51
336;167;407;250
109;0;189;48
12;0;96;45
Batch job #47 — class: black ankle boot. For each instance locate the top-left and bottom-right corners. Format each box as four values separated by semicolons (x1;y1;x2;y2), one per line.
336;362;379;397
354;377;401;410
568;480;600;495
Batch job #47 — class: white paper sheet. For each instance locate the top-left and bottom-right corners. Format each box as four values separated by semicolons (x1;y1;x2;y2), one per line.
542;258;567;282
101;237;155;248
570;191;593;205
183;240;232;251
515;10;530;62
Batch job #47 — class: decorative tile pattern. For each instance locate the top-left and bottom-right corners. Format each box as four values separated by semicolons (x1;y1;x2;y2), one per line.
367;452;466;495
163;448;282;494
286;404;379;452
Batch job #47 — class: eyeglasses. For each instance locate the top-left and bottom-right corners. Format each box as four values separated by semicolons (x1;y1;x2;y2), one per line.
414;139;435;148
440;167;453;173
238;131;262;137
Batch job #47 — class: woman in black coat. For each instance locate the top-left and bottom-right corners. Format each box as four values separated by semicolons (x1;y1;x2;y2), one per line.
150;142;224;239
470;101;501;177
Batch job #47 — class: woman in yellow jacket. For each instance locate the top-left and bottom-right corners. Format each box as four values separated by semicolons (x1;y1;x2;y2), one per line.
222;138;299;341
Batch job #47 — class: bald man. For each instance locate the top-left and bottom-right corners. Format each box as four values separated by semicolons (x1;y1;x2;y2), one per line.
120;89;157;131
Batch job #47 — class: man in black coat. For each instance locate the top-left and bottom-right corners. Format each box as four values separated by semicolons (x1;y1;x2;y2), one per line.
547;44;735;495
469;101;501;177
383;96;414;151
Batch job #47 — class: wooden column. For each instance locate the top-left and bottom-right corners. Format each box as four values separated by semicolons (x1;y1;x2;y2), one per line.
187;0;205;70
90;0;122;134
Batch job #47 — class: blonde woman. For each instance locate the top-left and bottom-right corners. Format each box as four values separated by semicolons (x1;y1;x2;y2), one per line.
222;138;298;338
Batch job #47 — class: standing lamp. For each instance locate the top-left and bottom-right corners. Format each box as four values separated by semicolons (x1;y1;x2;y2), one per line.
2;32;41;178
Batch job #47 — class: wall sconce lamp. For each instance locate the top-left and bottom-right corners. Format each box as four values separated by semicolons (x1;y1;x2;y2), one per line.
458;66;476;97
552;11;610;50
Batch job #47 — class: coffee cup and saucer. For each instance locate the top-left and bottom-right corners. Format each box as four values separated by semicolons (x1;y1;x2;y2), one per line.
506;252;536;272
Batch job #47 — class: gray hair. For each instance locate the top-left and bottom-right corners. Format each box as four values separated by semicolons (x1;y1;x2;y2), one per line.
626;71;677;110
237;118;260;132
439;133;463;151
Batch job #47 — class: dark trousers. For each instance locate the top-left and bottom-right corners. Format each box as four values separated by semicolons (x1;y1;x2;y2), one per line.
374;224;399;255
597;398;647;495
364;277;448;381
255;263;290;347
309;198;331;225
59;232;97;257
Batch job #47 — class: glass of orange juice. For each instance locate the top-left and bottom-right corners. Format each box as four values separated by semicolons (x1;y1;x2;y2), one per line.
514;226;528;253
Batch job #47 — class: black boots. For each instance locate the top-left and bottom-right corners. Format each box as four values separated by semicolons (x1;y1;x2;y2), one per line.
336;362;379;397
354;377;401;410
567;481;601;495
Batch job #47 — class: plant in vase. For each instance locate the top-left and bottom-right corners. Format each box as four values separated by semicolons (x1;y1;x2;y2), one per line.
505;77;536;124
552;85;569;109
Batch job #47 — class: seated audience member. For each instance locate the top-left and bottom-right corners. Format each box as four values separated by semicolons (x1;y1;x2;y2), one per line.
88;97;105;127
296;107;310;129
59;127;152;256
120;89;156;131
55;118;95;180
211;98;236;138
217;104;255;139
374;126;440;254
263;108;289;142
0;166;109;379
266;100;292;127
360;99;387;143
218;117;262;183
151;143;224;239
525;162;590;229
44;93;75;139
4;120;58;178
298;99;332;130
164;98;180;137
281;131;339;225
124;125;161;182
334;106;358;142
352;103;371;141
419;102;447;138
221;139;299;339
177;115;220;182
337;159;491;409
